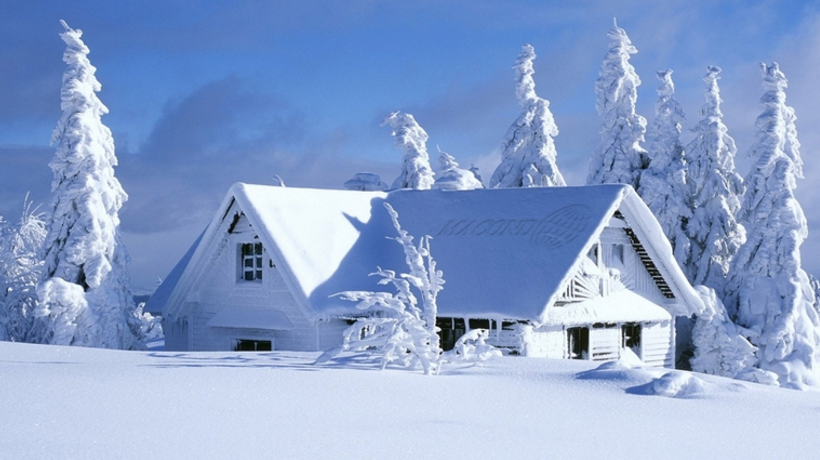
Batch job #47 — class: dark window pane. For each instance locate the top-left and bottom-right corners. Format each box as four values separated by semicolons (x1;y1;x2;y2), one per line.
256;270;263;280
255;243;263;254
244;272;254;281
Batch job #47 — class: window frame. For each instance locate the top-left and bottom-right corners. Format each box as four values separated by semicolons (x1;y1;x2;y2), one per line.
239;242;264;282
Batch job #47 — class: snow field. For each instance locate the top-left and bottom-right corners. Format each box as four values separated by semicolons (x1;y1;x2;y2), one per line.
2;342;820;459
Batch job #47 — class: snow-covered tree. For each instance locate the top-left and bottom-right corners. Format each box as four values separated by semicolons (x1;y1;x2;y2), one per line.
725;63;820;388
442;329;502;366
33;21;143;349
690;286;757;379
322;203;444;375
382;112;435;190
586;20;648;188
684;66;745;296
489;44;565;188
433;148;484;191
637;70;690;268
469;164;484;184
0;197;47;342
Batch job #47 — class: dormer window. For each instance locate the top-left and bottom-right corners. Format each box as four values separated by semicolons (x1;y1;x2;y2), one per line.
240;242;263;281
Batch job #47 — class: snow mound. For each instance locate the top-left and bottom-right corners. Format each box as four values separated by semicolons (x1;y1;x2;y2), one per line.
576;348;657;385
647;371;708;399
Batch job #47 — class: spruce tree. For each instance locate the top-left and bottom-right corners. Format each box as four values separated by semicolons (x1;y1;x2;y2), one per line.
382;112;435;190
684;66;745;296
725;63;820;388
490;44;565;188
586;19;647;187
638;69;690;269
33;21;142;349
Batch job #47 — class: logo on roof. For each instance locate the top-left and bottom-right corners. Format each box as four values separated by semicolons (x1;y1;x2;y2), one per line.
436;205;592;249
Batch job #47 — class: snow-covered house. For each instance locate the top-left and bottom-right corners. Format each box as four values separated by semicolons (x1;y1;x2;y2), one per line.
152;183;703;367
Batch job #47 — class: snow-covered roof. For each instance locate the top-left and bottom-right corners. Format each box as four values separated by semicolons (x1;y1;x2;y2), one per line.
542;290;672;326
145;230;203;315
206;309;294;330
162;183;702;323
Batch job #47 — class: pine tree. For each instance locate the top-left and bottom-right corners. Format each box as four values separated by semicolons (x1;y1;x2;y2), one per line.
489;44;565;188
33;21;142;349
638;69;690;269
684;66;745;296
586;19;648;187
382;112;435;190
725;63;820;388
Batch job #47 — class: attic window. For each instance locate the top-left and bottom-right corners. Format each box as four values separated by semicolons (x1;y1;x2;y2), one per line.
240;243;264;281
612;244;624;265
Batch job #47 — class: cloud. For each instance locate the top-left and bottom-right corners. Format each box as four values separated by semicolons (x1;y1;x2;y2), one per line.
118;76;398;235
0;145;53;220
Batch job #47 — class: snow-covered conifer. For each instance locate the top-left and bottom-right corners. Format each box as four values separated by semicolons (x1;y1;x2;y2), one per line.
33;21;142;349
0;198;47;342
690;286;757;379
725;63;820;388
638;70;690;268
586;20;648;187
433;148;483;191
382;112;435;190
684;66;745;296
489;44;565;188
324;203;443;375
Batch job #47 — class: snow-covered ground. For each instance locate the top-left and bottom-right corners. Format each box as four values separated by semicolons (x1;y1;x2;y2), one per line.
2;342;819;459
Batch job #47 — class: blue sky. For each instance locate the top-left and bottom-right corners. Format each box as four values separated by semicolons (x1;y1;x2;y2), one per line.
2;0;820;292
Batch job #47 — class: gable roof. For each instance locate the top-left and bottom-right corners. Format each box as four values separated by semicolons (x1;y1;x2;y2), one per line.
161;183;703;323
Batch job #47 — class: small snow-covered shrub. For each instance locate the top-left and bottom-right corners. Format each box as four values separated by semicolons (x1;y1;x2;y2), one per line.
649;371;707;398
0;196;47;342
323;203;443;375
134;302;163;343
443;329;502;366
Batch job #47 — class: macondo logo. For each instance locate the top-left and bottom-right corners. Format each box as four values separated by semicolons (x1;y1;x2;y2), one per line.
436;205;592;249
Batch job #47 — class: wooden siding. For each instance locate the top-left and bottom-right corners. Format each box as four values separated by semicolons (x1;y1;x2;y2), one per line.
590;325;620;361
520;325;564;358
641;320;674;367
599;227;667;303
173;229;322;352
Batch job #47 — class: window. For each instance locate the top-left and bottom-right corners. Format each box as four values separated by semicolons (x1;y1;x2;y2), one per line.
587;243;598;265
240;242;263;281
567;327;589;359
612;243;624;264
622;323;641;353
234;339;272;351
468;318;496;330
436;317;466;351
